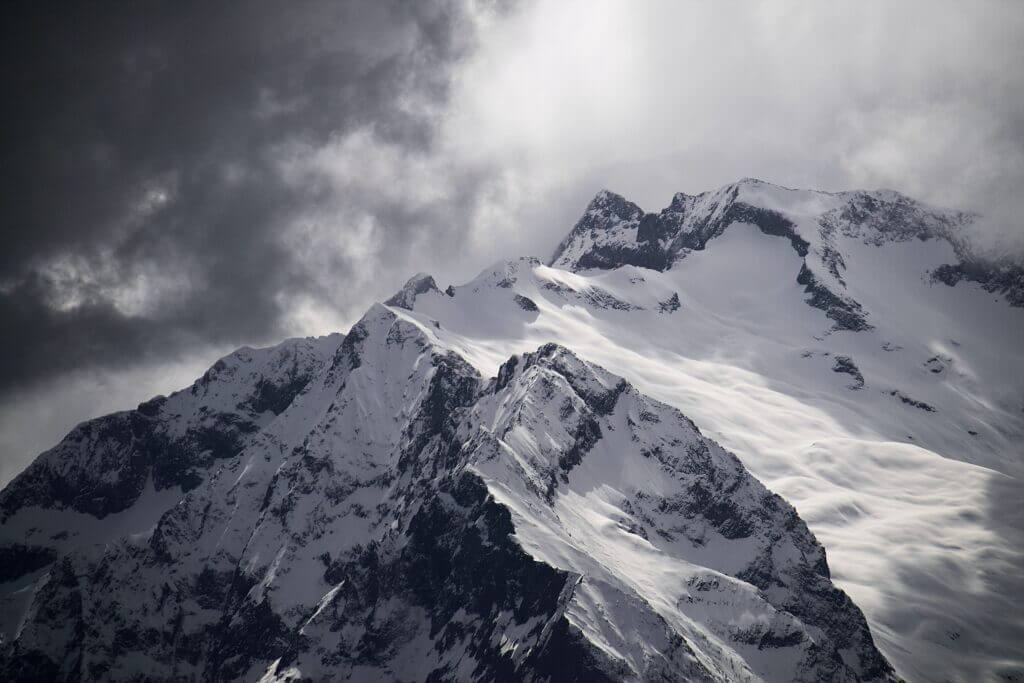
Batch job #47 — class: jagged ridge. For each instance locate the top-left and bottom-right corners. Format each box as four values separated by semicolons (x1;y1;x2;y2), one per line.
550;179;1023;327
0;306;893;682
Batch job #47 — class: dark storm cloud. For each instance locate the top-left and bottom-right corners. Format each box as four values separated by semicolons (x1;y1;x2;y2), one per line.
5;1;1023;485
0;0;492;393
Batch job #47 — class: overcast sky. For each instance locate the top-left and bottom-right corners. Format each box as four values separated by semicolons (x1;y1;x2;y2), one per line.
2;0;1022;485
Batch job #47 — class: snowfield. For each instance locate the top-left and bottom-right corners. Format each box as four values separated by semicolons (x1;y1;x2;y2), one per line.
397;180;1024;682
1;179;1021;682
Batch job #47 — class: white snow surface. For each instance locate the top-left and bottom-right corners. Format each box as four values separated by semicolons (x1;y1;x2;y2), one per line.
398;181;1024;683
1;178;1021;682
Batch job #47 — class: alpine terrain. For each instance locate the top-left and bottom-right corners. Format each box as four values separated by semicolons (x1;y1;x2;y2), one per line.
1;179;1021;682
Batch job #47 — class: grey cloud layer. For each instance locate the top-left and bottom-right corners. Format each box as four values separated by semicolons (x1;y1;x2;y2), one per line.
443;1;1024;261
2;1;1023;481
0;0;494;393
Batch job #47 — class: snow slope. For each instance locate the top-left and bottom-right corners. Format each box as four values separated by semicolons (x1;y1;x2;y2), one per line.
1;178;1021;682
0;334;344;650
0;306;891;681
393;180;1024;683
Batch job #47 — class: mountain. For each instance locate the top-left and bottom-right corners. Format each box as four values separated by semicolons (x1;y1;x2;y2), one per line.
1;178;1022;682
552;180;1022;327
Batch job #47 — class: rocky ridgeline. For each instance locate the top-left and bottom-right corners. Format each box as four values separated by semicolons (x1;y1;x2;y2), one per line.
551;180;1023;328
0;305;893;681
11;177;1018;681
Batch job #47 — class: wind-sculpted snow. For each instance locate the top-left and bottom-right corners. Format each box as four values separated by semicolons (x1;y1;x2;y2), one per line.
383;179;1024;682
2;178;1021;682
467;344;891;681
551;178;1022;327
0;305;892;681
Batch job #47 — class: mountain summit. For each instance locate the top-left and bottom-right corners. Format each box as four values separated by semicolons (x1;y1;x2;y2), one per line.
2;180;1022;682
552;179;1022;328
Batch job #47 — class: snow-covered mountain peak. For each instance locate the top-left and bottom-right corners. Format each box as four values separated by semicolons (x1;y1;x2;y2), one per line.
383;272;442;309
384;256;561;314
465;256;545;290
463;341;894;681
551;180;1023;328
588;188;644;216
2;178;1022;682
0;332;342;523
0;298;896;681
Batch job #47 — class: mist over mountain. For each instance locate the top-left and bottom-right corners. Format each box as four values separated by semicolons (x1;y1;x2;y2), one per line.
2;180;1021;681
4;1;1024;491
4;1;1024;681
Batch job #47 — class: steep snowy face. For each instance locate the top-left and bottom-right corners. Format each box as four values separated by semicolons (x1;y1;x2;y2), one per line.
0;334;342;563
384;272;443;309
1;178;1020;682
551;179;1022;328
550;190;648;269
0;305;892;682
0;334;344;661
382;182;1024;683
466;345;891;681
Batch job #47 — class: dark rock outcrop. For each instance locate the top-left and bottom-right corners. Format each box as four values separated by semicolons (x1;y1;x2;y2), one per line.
0;308;894;682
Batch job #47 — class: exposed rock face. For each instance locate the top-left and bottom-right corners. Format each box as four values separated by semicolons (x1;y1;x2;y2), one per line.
8;178;1019;682
0;306;893;682
514;293;540;312
659;292;681;313
931;261;1024;306
832;356;865;389
550;190;646;271
886;390;937;413
797;264;871;331
550;183;807;272
0;334;341;527
550;179;1017;329
384;272;442;309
